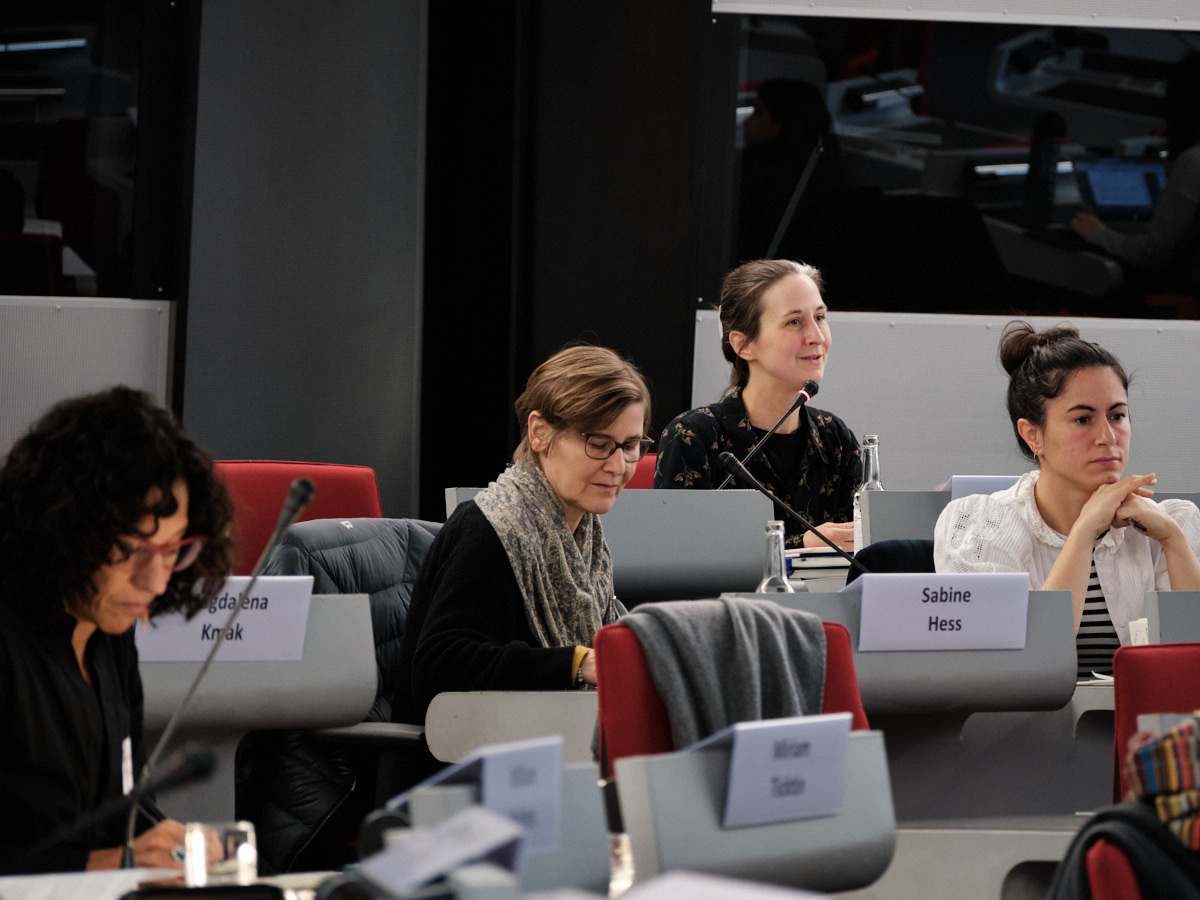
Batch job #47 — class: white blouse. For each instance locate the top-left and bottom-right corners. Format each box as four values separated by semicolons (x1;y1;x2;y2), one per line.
934;471;1200;645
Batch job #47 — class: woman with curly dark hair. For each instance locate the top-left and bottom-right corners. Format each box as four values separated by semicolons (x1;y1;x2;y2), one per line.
0;386;235;874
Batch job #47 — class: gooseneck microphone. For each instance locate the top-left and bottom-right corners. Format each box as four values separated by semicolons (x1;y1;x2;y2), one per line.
121;477;317;867
718;451;870;579
716;380;819;491
17;748;215;869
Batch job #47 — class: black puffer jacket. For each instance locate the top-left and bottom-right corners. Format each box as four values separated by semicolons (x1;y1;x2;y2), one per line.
236;517;441;873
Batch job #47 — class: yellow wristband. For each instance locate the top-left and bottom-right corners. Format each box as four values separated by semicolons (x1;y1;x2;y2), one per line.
571;645;590;685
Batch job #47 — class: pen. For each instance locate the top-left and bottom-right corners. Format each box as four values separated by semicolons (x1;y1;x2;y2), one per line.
1127;518;1148;533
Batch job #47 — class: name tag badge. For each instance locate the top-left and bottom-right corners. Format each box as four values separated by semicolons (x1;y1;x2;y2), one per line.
122;736;134;795
686;713;851;829
387;736;563;856
851;573;1028;651
359;806;524;896
135;575;314;662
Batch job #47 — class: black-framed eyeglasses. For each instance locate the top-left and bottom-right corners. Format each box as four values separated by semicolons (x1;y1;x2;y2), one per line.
580;433;653;462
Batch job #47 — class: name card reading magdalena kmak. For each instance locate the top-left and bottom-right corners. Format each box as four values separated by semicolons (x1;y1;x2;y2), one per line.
848;572;1028;651
359;805;524;897
135;575;314;662
685;712;852;829
387;735;563;856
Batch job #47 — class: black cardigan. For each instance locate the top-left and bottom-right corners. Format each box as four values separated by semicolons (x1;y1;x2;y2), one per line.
0;607;145;873
391;501;578;725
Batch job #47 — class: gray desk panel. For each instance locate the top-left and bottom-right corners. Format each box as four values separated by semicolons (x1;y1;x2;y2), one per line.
862;491;950;544
1146;590;1200;643
760;590;1076;715
617;731;895;892
601;490;772;599
424;691;599;764
140;593;376;732
139;593;375;821
447;486;773;600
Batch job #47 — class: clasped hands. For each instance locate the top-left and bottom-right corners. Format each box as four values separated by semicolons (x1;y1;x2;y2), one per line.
1077;474;1180;544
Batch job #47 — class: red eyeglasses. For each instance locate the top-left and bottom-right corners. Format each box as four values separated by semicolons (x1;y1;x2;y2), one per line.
120;535;207;572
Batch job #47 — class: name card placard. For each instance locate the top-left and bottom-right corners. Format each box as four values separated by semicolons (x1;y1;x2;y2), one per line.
135;576;313;662
939;475;1020;501
848;573;1028;652
686;713;851;829
359;805;523;897
387;736;563;855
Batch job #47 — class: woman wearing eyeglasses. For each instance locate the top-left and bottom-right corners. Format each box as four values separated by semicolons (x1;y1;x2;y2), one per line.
0;387;234;874
392;345;651;726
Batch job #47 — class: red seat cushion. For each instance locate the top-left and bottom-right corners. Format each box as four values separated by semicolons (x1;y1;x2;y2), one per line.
215;460;383;574
626;453;657;489
1086;838;1143;900
1113;643;1200;799
595;619;869;777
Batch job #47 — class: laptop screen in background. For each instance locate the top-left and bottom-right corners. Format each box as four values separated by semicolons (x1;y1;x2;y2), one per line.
1074;159;1168;217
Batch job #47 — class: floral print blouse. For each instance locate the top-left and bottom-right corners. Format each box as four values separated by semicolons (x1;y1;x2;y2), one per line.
653;387;862;548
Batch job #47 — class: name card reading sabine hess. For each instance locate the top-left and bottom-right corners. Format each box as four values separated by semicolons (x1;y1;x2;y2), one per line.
135;575;314;662
686;713;852;829
851;572;1028;652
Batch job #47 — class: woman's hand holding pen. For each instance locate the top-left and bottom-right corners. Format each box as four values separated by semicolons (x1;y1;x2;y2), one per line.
1112;481;1186;545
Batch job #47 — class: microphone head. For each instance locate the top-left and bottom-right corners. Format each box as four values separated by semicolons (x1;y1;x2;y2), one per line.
800;380;819;402
289;477;317;512
718;451;742;477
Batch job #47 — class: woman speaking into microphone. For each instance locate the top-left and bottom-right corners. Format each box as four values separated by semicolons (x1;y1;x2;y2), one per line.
654;259;861;550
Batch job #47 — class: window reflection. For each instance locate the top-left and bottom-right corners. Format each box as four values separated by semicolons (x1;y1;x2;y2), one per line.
0;2;139;297
734;17;1200;318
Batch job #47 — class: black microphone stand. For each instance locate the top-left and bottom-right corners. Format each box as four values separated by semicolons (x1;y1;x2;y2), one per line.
716;380;818;491
719;452;870;581
121;478;316;867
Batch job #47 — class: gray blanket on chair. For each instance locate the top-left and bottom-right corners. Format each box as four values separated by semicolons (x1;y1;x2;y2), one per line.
620;597;827;750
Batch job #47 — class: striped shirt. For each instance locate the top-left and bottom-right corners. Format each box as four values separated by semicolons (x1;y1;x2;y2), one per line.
1077;551;1120;678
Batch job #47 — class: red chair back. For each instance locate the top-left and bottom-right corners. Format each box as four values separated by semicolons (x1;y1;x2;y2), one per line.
1086;838;1143;900
626;452;657;489
215;460;383;574
595;619;869;777
1113;642;1200;798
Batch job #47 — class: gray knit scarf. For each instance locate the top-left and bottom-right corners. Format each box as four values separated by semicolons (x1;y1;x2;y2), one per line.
475;462;619;648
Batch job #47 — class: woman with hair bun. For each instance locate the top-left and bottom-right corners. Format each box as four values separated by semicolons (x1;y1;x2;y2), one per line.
655;259;860;550
392;345;652;726
935;322;1200;677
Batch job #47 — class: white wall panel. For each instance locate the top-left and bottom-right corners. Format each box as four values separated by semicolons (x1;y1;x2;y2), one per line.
713;0;1200;30
692;311;1200;492
0;296;172;456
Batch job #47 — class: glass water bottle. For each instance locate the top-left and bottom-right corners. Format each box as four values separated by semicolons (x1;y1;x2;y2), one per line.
852;434;884;554
758;520;794;593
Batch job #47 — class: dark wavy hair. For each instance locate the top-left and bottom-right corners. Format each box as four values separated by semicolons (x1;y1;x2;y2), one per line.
0;386;235;624
999;321;1129;462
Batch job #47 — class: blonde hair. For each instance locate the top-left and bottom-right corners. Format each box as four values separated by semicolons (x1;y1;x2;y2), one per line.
720;259;824;391
513;345;651;466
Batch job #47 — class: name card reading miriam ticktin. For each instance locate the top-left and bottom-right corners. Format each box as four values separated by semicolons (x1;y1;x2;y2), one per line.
359;805;524;897
387;735;563;856
135;575;314;662
846;572;1028;652
685;712;851;829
